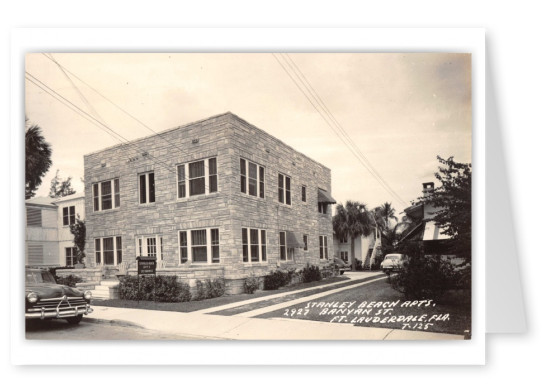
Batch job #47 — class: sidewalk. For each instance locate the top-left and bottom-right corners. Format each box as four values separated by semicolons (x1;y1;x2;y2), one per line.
85;271;464;340
86;305;463;340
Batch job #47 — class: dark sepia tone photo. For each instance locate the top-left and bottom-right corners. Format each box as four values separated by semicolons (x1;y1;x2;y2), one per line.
24;53;471;340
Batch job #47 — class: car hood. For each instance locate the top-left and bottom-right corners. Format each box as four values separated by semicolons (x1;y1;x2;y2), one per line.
26;283;84;299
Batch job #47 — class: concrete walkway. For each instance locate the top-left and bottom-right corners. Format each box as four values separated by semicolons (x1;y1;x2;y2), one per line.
85;271;464;340
194;271;382;315
86;305;462;340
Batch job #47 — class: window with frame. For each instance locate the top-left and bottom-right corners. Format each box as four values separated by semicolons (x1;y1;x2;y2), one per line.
139;172;155;204
279;231;287;260
65;247;78;266
177;157;218;198
240;158;264;198
242;228;267;263
339;236;348;244
136;235;163;260
178;228;220;264
301;185;307;202
93;178;120;211
94;236;122;266
63;206;75;226
319;235;328;260
278;174;291;205
340;251;349;262
303;235;308;251
318;202;328;214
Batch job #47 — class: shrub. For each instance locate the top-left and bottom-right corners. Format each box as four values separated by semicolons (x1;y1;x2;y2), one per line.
48;266;74;279
206;278;226;298
302;264;322;283
118;275;191;302
195;280;206;300
264;270;288;290
194;278;226;300
244;276;260;294
55;274;83;287
390;256;456;300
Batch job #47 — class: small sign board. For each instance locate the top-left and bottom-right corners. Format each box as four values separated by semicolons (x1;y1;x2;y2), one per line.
137;256;157;275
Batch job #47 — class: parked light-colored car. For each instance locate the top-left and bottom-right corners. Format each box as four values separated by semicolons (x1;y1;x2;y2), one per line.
380;253;408;274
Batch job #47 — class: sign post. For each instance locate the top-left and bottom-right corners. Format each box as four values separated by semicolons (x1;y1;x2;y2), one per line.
136;256;157;302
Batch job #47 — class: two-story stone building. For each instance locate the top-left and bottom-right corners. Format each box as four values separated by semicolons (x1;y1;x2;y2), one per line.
84;112;336;293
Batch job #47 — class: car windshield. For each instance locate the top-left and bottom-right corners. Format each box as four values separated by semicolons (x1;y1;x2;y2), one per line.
25;270;57;284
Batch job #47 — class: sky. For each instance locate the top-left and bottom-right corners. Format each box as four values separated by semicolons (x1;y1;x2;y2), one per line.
25;53;471;215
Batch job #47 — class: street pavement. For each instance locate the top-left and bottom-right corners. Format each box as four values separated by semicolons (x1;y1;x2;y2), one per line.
84;272;464;340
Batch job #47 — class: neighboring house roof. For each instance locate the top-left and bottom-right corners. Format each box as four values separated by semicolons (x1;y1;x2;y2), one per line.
25;192;85;208
403;203;423;221
52;192;85;204
25;196;57;208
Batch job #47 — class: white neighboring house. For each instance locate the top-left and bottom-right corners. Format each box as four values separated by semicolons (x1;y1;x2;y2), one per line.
25;192;85;267
333;231;376;264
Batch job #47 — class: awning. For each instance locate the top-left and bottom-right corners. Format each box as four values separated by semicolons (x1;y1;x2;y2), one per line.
423;221;451;241
318;188;337;204
286;231;305;249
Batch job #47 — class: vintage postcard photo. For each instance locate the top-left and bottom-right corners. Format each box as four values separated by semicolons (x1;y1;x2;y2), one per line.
24;52;472;341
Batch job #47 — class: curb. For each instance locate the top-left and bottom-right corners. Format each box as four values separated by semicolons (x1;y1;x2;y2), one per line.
82;317;145;329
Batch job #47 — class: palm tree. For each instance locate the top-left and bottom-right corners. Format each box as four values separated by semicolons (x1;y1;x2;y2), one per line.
379;202;398;229
25;118;52;199
332;201;373;270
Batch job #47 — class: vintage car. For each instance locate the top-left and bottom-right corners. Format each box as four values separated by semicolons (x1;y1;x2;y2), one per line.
333;257;352;275
25;268;93;324
380;253;408;274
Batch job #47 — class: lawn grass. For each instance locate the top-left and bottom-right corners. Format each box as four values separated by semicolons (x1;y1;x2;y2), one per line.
257;277;471;336
93;275;353;313
211;274;385;316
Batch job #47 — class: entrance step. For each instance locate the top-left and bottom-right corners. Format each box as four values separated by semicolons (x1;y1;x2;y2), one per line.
90;279;120;300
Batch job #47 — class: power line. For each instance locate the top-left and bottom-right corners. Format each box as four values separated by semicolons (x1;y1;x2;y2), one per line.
273;53;408;208
26;72;178;175
281;53;408;206
41;53;211;191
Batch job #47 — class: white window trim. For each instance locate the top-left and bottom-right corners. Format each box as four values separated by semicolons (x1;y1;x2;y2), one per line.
319;235;328;260
95;236;122;266
135;235;163;260
278;173;292;205
93;178;120;212
242;228;267;263
240;158;265;199
178;228;220;264
138;172;155;204
62;205;76;226
279;231;287;261
65;246;77;266
176;157;218;199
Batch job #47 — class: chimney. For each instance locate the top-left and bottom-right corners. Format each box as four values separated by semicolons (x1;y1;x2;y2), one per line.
422;182;434;197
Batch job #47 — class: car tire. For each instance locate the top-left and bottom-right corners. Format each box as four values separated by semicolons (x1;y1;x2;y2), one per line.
66;314;83;325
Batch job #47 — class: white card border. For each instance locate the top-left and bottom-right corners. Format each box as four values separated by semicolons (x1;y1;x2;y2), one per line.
10;27;485;365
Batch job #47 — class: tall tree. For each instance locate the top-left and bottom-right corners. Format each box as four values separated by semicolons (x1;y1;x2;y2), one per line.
49;169;76;198
25;118;52;199
378;202;398;229
333;201;373;270
69;215;86;265
420;156;472;264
